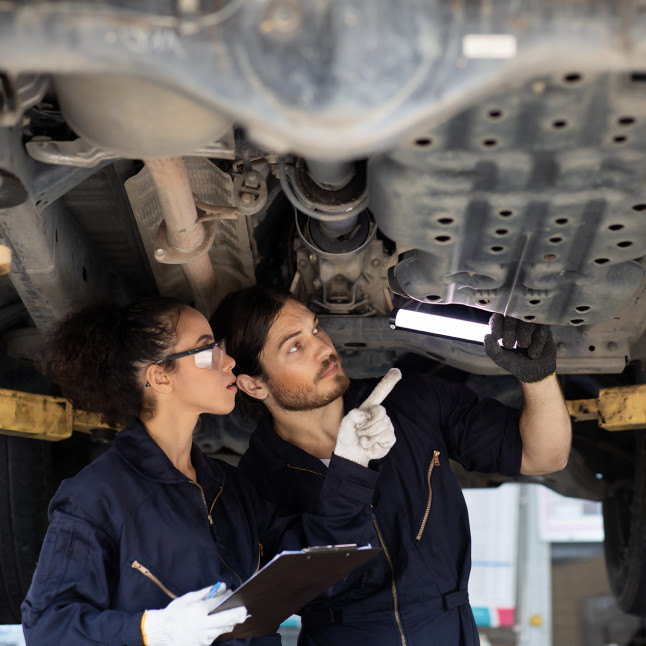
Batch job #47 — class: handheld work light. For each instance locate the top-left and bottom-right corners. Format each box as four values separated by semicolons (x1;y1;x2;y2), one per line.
389;308;490;344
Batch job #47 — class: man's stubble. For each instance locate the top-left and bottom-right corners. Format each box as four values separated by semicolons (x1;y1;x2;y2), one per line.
264;355;350;412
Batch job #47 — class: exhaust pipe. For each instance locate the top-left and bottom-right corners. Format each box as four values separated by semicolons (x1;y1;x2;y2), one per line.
144;157;218;318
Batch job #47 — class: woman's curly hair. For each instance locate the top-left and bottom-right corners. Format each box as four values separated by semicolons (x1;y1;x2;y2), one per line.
42;297;186;428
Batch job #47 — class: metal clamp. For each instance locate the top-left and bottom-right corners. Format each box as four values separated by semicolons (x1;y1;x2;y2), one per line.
152;216;219;265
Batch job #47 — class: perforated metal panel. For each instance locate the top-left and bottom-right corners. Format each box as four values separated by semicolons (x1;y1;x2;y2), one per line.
371;71;646;328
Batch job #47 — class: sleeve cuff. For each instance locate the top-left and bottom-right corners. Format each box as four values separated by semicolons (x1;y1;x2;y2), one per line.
140;609;168;646
327;453;380;504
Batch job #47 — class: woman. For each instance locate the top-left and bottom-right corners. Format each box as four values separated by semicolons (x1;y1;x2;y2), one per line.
21;297;395;646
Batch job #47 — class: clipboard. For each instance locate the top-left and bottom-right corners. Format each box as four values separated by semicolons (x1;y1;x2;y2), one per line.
212;544;381;641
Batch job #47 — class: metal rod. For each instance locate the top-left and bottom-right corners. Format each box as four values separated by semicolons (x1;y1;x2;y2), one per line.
503;234;530;317
143;157;218;317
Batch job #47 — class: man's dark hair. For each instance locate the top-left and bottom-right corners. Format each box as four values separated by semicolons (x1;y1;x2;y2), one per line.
210;285;295;420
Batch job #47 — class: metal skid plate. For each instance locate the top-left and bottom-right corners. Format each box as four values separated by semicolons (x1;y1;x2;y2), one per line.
371;71;646;329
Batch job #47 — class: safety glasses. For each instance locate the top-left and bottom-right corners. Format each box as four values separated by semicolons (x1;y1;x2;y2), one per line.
154;339;226;370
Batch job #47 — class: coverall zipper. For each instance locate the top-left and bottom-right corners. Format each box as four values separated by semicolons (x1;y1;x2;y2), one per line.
131;561;177;600
286;463;406;641
416;451;440;541
256;541;263;574
373;513;407;646
190;480;216;525
191;481;244;586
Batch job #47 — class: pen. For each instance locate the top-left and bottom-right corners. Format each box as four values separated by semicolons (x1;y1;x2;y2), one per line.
207;581;223;599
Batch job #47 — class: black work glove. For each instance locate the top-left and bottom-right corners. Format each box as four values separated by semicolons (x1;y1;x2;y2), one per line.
484;314;556;384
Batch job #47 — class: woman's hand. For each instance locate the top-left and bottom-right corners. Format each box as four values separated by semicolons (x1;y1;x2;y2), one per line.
142;583;248;646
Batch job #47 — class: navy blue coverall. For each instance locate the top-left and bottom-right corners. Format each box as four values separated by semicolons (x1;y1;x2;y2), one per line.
21;420;379;646
238;371;523;646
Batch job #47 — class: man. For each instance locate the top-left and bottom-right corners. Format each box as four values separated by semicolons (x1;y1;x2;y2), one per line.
210;285;572;646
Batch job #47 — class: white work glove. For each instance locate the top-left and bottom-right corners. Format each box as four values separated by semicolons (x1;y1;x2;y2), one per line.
334;368;402;467
142;582;248;646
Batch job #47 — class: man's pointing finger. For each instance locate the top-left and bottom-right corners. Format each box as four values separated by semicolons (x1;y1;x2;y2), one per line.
359;368;402;410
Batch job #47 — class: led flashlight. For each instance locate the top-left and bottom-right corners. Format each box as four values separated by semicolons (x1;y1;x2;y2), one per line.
389;308;490;344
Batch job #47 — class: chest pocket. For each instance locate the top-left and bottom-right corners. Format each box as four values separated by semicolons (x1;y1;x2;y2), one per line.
414;450;440;542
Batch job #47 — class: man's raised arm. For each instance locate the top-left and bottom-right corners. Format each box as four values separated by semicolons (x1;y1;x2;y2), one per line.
484;314;572;475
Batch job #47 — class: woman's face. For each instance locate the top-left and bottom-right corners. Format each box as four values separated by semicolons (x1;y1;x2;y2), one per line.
166;306;238;416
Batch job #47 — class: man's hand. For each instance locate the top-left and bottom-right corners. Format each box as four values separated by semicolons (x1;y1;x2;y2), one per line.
334;368;402;467
484;314;556;384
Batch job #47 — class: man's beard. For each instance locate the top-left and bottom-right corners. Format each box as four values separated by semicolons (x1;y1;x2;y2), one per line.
264;356;350;412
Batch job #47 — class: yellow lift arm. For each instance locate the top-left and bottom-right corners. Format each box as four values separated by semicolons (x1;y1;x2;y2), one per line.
566;384;646;431
0;383;644;441
0;387;110;441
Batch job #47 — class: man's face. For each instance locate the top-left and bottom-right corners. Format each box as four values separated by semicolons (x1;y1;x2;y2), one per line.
258;299;350;412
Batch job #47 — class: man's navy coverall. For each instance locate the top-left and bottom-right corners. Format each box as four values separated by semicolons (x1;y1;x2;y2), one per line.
238;371;523;646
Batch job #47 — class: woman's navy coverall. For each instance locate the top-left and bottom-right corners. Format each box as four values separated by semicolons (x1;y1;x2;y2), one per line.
21;420;379;646
237;371;523;646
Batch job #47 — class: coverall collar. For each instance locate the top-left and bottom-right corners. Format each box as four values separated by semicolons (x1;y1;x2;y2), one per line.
114;419;225;487
252;379;371;472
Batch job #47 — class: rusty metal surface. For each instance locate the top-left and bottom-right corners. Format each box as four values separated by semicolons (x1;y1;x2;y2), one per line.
0;388;73;441
568;384;646;431
0;388;112;441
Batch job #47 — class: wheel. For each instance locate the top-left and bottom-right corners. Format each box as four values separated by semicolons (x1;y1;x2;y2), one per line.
0;435;52;624
603;432;646;617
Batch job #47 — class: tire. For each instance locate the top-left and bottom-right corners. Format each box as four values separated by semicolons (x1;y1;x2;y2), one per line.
0;435;53;624
603;432;646;617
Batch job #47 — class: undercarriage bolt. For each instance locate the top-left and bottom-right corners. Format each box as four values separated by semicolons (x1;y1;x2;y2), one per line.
245;171;259;187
